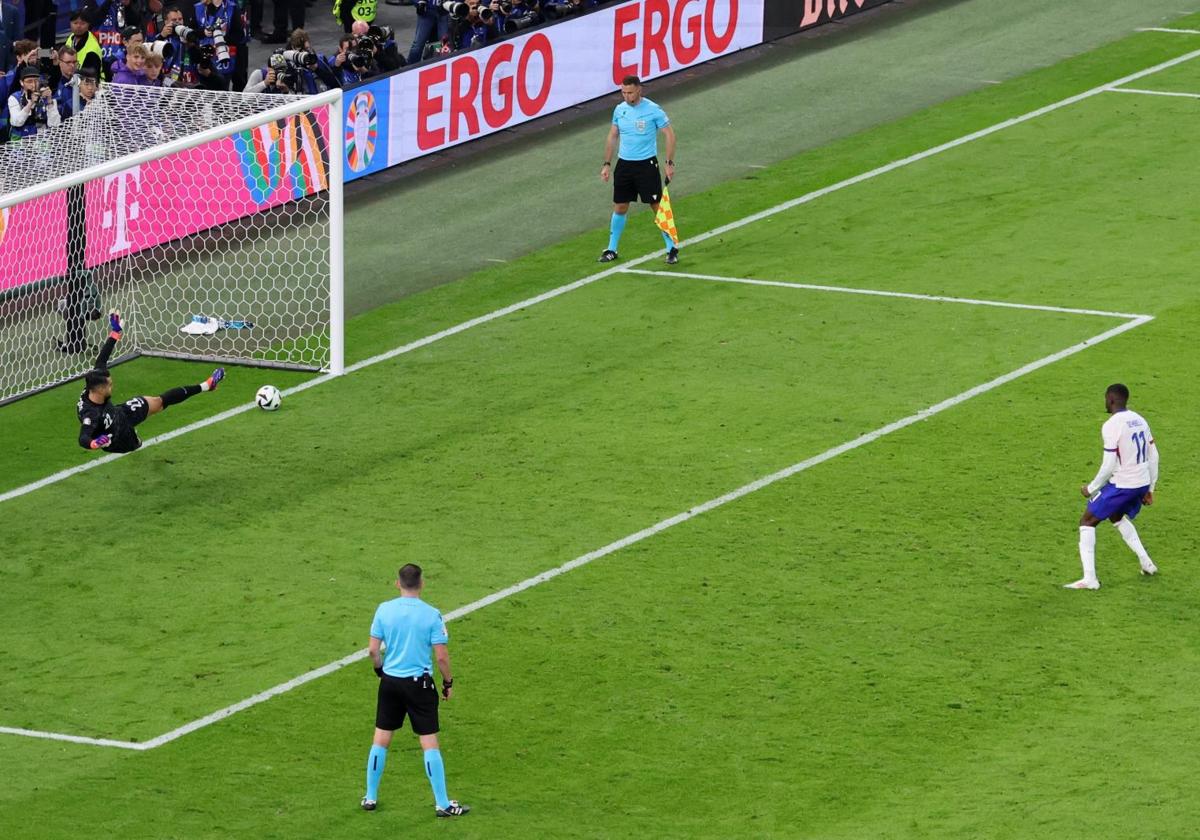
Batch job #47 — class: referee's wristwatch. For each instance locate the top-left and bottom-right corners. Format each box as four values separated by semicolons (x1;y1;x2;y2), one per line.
602;161;611;167
666;159;674;166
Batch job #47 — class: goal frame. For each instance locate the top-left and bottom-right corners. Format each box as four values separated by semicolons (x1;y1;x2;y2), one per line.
0;88;344;407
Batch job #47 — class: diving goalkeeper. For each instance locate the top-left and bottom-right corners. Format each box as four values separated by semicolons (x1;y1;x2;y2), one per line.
76;311;225;454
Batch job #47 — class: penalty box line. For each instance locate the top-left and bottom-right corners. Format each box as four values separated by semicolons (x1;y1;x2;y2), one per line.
0;311;1153;752
2;45;1199;508
620;270;1149;320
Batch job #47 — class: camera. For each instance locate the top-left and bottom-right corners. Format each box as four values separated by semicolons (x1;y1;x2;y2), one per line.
147;40;176;62
172;23;198;45
415;0;427;12
347;45;374;72
276;69;298;90
367;25;393;42
280;48;317;69
507;11;539;30
441;0;469;19
195;43;216;70
542;0;581;20
210;26;230;64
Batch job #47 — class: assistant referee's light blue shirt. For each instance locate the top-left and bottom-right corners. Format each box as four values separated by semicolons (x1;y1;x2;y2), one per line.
370;596;449;678
613;97;670;161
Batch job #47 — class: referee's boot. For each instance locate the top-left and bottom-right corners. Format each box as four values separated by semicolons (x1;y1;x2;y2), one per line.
597;249;618;263
665;247;679;265
360;797;377;811
436;800;471;818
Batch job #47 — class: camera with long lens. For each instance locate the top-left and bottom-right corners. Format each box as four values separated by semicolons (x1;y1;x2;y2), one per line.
172;23;198;45
210;26;230;64
147;40;175;62
367;25;393;42
507;11;539;30
542;0;580;20
441;0;469;19
195;43;216;70
280;48;317;69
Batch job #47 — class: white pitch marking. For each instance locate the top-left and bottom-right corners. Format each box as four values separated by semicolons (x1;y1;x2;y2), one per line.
1107;86;1200;99
2;46;1197;509
0;726;145;751
4;312;1152;751
1137;27;1200;34
623;270;1148;320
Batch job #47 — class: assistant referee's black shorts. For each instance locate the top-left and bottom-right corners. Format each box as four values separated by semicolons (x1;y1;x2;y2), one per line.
613;157;663;205
375;673;440;735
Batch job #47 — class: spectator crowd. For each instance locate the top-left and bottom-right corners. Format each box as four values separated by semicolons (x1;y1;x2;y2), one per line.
1;0;613;144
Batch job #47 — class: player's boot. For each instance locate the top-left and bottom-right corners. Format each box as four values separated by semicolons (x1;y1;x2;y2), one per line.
360;797;377;811
436;801;470;818
1063;578;1101;590
205;367;225;391
597;249;618;263
1140;559;1158;576
665;247;679;265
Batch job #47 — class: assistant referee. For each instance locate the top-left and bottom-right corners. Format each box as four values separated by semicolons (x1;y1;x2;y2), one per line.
361;564;469;818
599;75;679;265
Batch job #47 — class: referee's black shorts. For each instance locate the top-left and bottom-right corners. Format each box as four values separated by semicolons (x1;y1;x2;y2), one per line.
613;157;663;205
375;672;440;735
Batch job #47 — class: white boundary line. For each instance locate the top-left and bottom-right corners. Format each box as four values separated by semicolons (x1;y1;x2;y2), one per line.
2;44;1191;748
620;270;1146;319
3;45;1199;509
1137;27;1200;35
3;300;1154;752
1107;86;1200;99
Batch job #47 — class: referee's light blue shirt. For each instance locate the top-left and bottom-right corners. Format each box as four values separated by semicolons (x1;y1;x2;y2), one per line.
613;97;670;161
370;597;449;678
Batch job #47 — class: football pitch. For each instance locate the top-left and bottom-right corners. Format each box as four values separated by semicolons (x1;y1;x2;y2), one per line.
5;14;1200;839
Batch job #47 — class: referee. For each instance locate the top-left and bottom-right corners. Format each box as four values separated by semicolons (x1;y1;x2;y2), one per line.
599;75;679;265
362;564;469;818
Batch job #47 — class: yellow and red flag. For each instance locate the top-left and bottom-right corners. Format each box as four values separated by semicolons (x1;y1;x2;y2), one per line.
655;184;679;246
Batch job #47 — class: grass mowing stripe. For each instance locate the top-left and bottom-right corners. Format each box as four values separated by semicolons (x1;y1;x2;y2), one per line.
622;270;1150;319
2;47;1196;510
7;312;1151;751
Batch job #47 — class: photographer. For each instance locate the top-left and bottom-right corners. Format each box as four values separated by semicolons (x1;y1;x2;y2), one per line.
191;0;235;89
407;0;451;65
494;0;541;34
92;0;145;67
156;5;197;87
7;65;62;139
193;0;249;90
449;0;491;51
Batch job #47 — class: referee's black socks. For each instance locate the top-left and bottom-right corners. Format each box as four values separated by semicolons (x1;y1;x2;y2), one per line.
159;384;203;408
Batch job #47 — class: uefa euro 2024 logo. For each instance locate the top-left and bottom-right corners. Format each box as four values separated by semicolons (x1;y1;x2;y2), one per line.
345;91;378;173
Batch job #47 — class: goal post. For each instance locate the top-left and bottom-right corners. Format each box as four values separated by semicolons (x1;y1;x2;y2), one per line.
0;84;344;407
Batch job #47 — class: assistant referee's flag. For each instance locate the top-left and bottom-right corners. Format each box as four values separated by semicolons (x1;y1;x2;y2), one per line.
655;181;679;246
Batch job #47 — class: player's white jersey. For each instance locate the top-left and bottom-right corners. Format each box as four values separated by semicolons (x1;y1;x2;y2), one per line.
1101;410;1154;488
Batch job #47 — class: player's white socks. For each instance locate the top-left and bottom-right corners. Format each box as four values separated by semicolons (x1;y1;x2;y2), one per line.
1114;517;1153;568
1078;526;1098;584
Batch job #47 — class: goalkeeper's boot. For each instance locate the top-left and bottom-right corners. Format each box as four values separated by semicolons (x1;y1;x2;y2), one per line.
666;247;679;265
436;801;470;818
1140;559;1158;576
597;249;618;263
205;367;226;391
360;797;377;812
1063;578;1100;590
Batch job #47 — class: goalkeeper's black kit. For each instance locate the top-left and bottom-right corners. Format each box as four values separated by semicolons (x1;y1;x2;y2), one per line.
76;334;146;453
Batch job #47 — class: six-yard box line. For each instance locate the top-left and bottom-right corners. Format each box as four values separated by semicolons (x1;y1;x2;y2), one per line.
1;39;1195;749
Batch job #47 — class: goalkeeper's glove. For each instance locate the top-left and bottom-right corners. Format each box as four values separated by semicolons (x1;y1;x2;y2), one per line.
90;434;111;450
109;311;123;340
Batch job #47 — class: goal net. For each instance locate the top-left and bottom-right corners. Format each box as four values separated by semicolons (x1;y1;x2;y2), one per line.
0;83;343;407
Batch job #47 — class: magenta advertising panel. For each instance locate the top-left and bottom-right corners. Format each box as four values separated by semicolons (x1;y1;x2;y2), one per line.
1;107;329;293
0;193;69;292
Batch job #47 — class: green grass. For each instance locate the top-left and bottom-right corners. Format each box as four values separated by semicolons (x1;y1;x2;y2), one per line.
5;12;1200;840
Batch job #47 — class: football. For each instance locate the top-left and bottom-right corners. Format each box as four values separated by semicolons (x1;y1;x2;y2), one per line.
255;385;282;411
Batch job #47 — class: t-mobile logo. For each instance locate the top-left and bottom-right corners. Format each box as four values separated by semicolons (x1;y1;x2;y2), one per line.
102;167;141;255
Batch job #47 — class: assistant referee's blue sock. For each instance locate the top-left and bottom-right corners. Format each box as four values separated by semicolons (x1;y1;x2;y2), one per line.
607;212;627;253
365;744;387;801
661;230;676;251
423;748;450;810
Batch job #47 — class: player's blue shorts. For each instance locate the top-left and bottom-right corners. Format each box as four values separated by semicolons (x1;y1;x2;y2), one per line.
1087;483;1150;521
